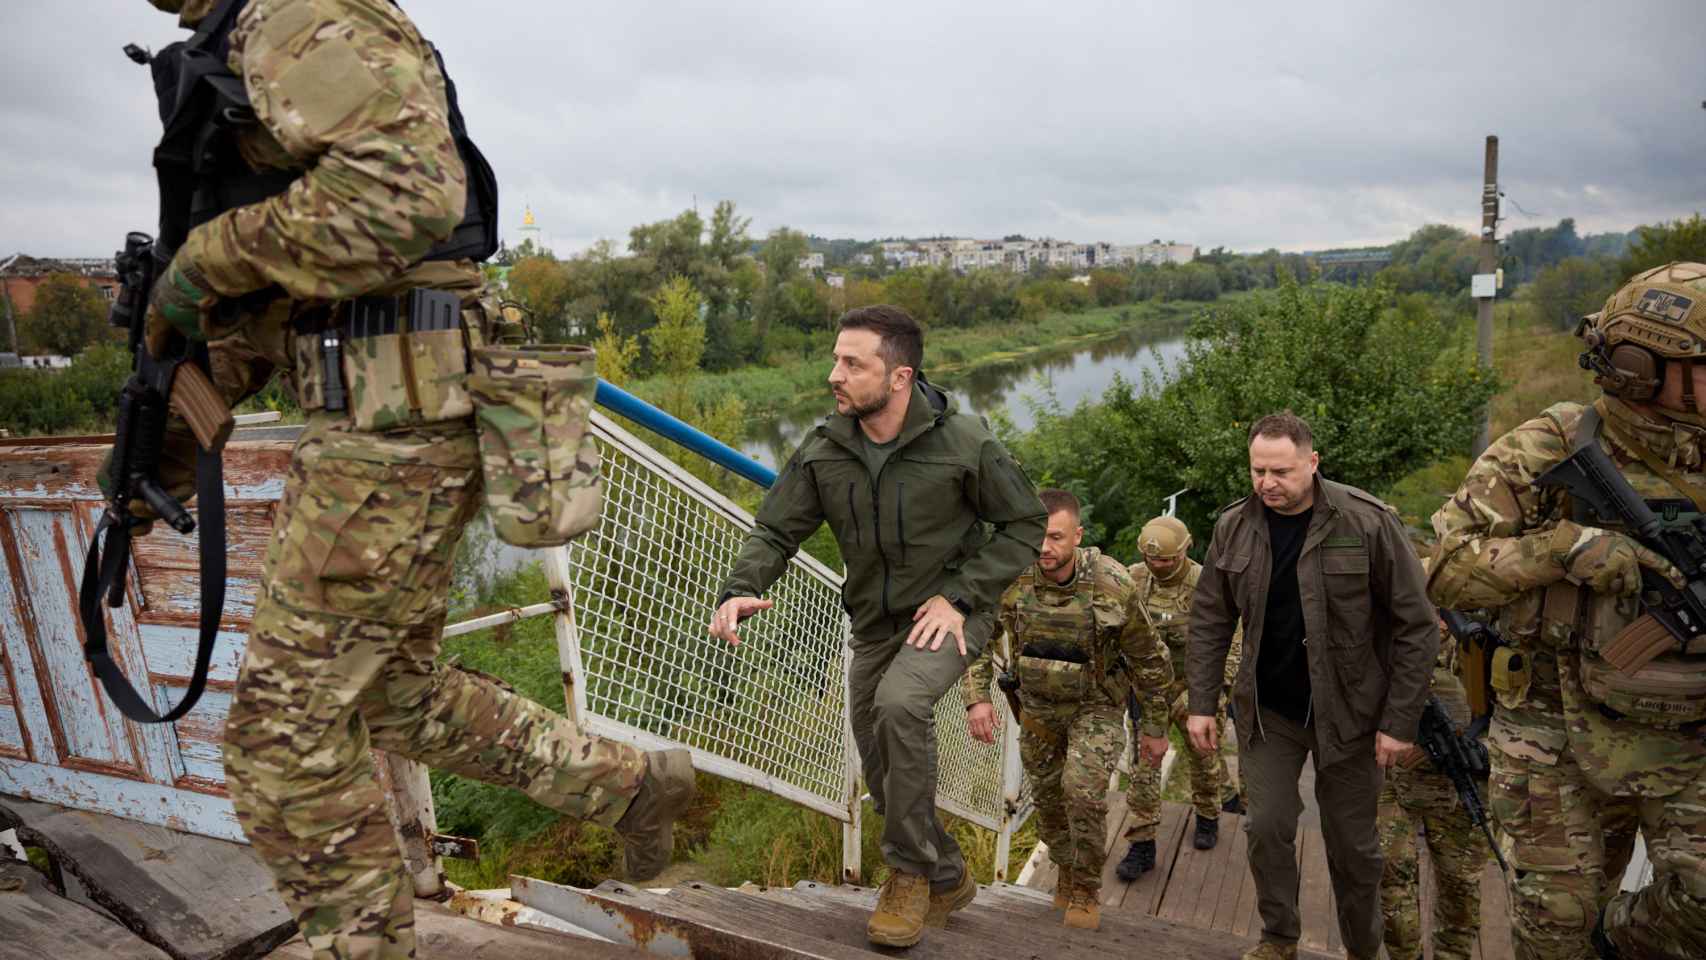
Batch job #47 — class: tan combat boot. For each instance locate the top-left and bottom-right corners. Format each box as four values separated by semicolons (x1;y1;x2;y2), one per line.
1062;885;1101;930
867;870;931;947
614;748;696;882
1052;864;1074;910
1240;942;1298;960
923;867;977;928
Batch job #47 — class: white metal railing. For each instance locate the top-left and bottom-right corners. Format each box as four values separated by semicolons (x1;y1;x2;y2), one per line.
444;409;1035;883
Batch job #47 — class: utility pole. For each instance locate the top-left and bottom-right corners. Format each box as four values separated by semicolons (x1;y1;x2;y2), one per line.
1472;135;1500;458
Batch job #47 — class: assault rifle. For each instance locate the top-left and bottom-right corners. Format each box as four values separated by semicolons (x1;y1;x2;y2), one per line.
1418;695;1507;872
1439;608;1508;740
1537;405;1706;674
76;231;233;724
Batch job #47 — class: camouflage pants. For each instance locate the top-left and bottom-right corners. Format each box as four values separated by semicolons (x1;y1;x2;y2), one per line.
222;416;646;960
1377;765;1485;960
1487;731;1642;960
1127;687;1236;841
1021;699;1124;892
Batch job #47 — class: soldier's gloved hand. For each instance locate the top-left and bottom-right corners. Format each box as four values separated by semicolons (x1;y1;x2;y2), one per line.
1549;519;1685;597
94;422;199;536
144;256;219;359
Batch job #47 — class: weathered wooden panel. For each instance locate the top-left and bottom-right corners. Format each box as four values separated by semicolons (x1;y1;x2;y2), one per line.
138;570;260;627
168;687;233;785
140;625;249;686
0;435;294;503
132;503;276;579
0;757;243;841
0;698;25;760
0;512;54;763
9;506;142;774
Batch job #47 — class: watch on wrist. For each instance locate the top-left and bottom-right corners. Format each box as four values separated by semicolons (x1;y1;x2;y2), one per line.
947;594;974;617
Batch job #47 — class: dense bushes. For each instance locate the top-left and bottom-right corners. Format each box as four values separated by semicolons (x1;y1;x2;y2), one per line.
0;343;129;436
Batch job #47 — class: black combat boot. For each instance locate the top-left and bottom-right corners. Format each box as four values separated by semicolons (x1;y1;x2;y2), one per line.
1220;793;1246;815
1115;839;1155;881
1193;814;1220;850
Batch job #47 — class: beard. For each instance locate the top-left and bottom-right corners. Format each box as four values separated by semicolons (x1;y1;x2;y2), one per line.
844;389;891;420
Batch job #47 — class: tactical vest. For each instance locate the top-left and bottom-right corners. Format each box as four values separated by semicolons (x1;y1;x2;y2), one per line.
1009;548;1127;707
145;0;497;266
1132;561;1199;660
1551;407;1706;726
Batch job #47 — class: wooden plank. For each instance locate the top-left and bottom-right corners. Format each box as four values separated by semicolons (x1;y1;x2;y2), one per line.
0;437;292;504
1158;809;1217;924
1189;812;1242;931
1478;858;1512;960
0;511;51;764
262;897;649;959
0;757;243;841
138;626;249;687
769;877;1343;960
131;504;275;579
1106;800;1189;916
1297;821;1334;952
167;688;233;785
137;570;259;629
0;795;293;960
0;859;173;960
11;507;142;773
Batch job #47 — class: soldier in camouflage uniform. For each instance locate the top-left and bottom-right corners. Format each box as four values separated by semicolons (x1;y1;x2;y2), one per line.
1430;263;1706;960
1117;515;1246;881
962;489;1173;932
134;4;693;957
1376;582;1485;960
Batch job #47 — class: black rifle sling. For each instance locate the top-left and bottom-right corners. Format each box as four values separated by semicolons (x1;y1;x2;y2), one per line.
78;385;227;725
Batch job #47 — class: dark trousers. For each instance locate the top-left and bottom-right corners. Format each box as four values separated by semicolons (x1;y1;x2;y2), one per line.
1243;707;1384;957
847;610;993;892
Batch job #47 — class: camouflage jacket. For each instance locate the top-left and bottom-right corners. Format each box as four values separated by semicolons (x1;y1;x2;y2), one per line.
1429;397;1706;781
1129;558;1243;698
960;548;1172;738
1190;476;1438;769
719;380;1046;639
169;0;486;408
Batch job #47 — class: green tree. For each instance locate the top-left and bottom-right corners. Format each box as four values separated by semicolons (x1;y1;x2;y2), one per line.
591;311;640;386
1619;213;1706;280
646;276;706;418
1003;277;1497;555
506;256;573;340
22;274;112;356
1528;257;1619;330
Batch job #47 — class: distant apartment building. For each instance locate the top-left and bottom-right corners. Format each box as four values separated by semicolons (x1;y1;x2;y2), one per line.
798;252;825;272
877;236;1193;274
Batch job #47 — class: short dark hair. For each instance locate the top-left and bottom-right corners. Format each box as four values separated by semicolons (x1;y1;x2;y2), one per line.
1038;488;1080;519
1248;410;1314;450
838;305;924;374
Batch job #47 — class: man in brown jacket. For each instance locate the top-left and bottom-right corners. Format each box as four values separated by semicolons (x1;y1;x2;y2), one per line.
1185;412;1438;960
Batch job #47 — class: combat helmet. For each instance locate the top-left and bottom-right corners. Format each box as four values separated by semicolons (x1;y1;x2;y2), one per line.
1138;516;1191;559
1578;262;1706;410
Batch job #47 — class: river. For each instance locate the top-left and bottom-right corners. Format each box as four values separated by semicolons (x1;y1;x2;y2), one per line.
738;321;1192;470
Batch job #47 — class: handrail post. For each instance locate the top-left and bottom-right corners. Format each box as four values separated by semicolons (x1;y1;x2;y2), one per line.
545;543;587;725
840;631;862;884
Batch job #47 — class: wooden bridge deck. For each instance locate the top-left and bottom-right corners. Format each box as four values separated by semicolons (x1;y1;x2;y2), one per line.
1028;790;1514;959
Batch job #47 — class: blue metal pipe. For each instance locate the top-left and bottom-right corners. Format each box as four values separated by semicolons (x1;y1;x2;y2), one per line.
595;379;777;489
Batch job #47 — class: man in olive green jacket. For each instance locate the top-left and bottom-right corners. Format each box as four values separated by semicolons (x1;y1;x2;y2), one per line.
710;305;1046;949
1186;412;1437;960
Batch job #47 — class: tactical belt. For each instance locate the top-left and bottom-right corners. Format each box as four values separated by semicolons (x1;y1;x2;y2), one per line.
1019;642;1089;664
294;288;464;413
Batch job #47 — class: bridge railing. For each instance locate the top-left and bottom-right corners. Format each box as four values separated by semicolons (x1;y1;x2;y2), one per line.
442;380;1034;883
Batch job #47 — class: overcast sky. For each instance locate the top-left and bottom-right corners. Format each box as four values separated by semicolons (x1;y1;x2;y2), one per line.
3;1;1702;260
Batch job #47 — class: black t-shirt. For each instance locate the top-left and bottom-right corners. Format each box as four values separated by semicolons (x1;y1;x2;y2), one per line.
1258;504;1314;727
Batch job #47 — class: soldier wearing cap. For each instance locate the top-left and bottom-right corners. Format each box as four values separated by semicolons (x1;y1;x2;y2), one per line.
1115;515;1246;881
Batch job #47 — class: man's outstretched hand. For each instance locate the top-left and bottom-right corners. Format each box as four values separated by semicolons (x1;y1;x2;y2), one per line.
709;596;773;646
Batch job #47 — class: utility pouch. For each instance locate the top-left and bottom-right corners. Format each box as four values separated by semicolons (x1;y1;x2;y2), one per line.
1490;645;1531;709
1015;654;1089;704
343;290;473;431
467;344;604;547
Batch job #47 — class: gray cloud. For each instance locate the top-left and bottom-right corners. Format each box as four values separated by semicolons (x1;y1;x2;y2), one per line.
3;0;1702;259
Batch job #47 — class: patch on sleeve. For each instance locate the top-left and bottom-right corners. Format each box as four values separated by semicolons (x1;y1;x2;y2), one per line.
258;2;317;49
276;38;383;138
